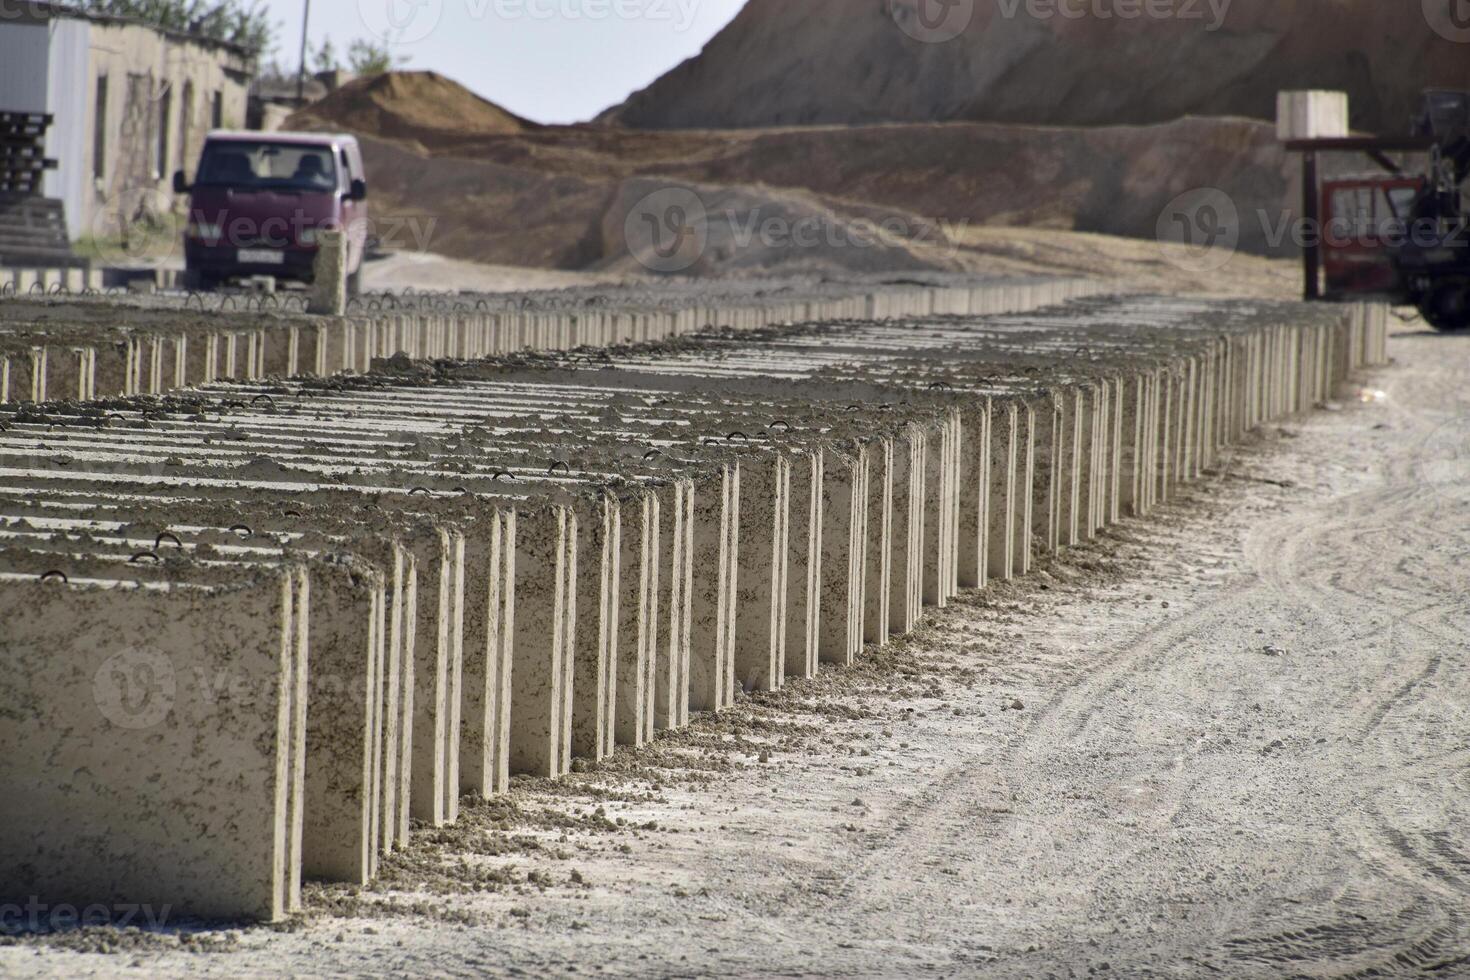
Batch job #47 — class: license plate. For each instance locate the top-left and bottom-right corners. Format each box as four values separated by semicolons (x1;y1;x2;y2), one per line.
238;248;284;265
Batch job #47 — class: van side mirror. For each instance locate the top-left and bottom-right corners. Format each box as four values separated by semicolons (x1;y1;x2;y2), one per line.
172;170;190;194
349;178;367;201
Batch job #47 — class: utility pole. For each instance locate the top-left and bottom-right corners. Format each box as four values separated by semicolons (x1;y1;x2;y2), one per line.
296;0;311;105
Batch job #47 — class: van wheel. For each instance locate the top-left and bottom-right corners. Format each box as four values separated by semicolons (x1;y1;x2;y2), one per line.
1423;279;1470;332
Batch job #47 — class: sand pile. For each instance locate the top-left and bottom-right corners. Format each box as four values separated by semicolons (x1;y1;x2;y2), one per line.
288;70;536;149
602;0;1470;135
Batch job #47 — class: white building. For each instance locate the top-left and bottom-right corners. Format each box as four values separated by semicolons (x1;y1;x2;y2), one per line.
0;2;253;241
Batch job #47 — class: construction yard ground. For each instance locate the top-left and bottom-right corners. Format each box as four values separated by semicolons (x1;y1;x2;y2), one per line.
4;312;1466;976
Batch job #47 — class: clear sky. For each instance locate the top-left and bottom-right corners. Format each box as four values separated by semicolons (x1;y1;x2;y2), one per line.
257;0;747;124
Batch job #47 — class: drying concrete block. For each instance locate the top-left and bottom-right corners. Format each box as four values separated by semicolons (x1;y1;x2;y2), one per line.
616;490;658;747
461;510;516;797
1060;388;1083;548
509;505;576;777
1276;90;1348;141
734;455;790;693
819;447;868;666
956;401;991;591
1014;402;1037;576
380;544;417;852
1033;393;1061;556
785;450;823;679
653;479;693;730
1120;374;1146;518
408;526;465;826
987;402;1018;582
1077;384;1099;541
921;414;959;607
863;436;893;648
0;569;305;922
1107;377;1124;525
309;230;348;316
889;426;924;636
302;556;384;886
688;463;738;712
571;493;620;761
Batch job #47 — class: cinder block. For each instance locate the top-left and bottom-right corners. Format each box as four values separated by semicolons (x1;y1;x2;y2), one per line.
688;464;738;712
987;402;1018;581
819;447;868;666
863;437;892;647
0;569;305;922
616;491;658;747
409;527;465;824
785;450;823;678
653;479;693;729
733;455;790;693
302;557;384;886
509;506;576;778
1276;90;1348;141
460;510;515;797
571;494;620;761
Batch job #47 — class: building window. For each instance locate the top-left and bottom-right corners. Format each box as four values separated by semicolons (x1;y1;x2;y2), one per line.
156;88;170;179
93;75;108;180
211;90;222;128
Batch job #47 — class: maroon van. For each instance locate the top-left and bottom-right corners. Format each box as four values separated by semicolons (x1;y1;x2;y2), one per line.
174;131;368;292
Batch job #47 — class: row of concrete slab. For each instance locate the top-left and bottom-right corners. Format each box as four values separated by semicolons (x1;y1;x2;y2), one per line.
0;278;1102;405
0;288;1389;923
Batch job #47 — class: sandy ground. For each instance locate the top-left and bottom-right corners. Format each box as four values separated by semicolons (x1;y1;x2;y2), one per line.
358;251;635;294
4;314;1467;978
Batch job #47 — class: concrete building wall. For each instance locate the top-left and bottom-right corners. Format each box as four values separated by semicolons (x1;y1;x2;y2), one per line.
0;10;251;241
85;19;251;240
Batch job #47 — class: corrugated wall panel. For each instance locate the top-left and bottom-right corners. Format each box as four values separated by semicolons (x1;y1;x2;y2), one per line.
44;19;91;240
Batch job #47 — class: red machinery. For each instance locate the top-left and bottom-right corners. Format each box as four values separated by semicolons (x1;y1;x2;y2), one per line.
1319;175;1425;298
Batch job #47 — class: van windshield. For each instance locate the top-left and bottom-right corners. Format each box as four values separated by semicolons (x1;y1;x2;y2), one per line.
194;141;338;192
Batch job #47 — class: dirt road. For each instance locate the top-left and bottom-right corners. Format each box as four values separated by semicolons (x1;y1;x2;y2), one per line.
5;318;1467;978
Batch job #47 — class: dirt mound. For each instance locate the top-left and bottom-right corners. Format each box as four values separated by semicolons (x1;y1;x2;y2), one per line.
601;0;1470;135
352;133;970;279
350;113;1305;271
287;71;536;148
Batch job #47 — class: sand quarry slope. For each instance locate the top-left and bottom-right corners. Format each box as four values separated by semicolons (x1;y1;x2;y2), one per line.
603;0;1470;134
293;73;1309;278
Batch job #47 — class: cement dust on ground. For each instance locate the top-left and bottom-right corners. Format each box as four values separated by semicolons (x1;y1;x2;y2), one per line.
5;316;1465;978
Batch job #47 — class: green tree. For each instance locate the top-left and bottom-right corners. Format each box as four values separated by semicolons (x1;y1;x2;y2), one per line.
77;0;277;53
313;35;340;73
346;38;406;76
